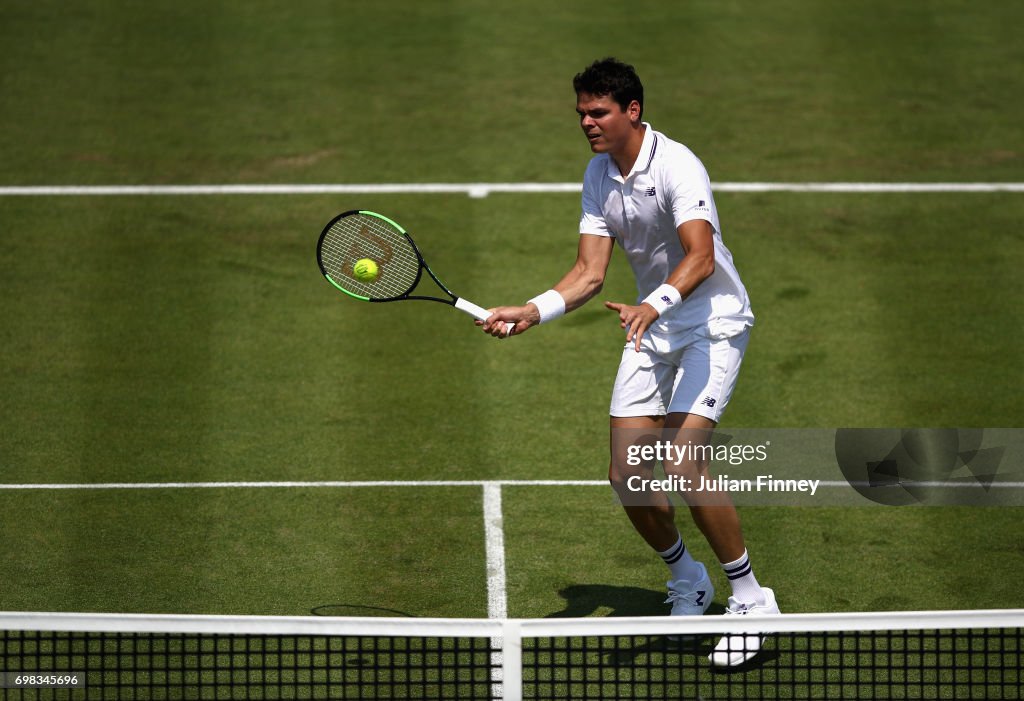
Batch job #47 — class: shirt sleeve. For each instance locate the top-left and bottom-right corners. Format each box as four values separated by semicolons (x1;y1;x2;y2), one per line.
666;152;715;230
579;160;613;238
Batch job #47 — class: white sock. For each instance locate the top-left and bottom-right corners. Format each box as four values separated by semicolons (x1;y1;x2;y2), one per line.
721;549;764;604
657;534;702;583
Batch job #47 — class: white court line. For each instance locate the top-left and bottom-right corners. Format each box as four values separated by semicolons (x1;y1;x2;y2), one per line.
1;182;1023;197
0;480;606;490
482;484;508;699
482;483;508;620
0;479;1020;490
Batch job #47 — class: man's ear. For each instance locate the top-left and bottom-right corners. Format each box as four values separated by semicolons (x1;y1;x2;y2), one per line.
628;100;642;125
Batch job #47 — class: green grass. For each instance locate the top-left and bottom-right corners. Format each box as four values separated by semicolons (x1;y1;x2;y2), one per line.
2;1;1023;185
0;487;488;617
1;0;1022;637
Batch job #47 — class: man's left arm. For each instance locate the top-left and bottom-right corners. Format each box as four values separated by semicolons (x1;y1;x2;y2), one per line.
604;219;716;351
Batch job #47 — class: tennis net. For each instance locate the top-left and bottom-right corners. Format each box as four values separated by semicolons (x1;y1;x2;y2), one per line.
1;609;1021;699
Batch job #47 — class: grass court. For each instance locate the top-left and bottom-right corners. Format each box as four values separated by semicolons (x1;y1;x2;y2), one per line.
1;0;1022;631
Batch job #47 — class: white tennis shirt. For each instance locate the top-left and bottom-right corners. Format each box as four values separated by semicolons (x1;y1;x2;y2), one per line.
579;123;754;338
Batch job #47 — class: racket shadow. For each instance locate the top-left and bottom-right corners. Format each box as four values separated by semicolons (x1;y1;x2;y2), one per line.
310;603;418;617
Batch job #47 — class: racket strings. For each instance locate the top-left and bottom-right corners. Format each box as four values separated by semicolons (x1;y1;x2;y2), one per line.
320;215;420;300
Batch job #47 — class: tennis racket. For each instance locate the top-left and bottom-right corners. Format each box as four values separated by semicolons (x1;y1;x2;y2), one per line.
316;210;510;330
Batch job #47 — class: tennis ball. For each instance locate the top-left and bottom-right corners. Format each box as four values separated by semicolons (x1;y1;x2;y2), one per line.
353;258;379;282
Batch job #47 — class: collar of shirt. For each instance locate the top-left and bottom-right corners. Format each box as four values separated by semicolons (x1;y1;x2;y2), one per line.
605;122;657;183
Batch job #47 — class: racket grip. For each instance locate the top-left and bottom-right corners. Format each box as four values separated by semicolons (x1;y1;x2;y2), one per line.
454;297;493;321
454;297;516;335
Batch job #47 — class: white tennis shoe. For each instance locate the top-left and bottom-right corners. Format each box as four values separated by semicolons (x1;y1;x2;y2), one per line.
665;562;714;617
708;587;781;667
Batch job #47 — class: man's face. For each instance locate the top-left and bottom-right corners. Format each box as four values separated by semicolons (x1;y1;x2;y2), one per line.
576;91;640;155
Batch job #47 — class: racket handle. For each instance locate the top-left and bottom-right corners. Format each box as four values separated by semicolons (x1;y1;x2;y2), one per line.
454;297;516;335
454;297;492;321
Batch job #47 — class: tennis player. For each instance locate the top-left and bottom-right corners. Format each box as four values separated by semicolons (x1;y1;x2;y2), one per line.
480;58;779;666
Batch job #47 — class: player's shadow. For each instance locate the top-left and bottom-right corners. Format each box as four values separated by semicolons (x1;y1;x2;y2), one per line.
543;585;782;671
545;584;726;618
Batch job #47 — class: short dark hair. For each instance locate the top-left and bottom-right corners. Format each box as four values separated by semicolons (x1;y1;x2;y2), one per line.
573;58;644;117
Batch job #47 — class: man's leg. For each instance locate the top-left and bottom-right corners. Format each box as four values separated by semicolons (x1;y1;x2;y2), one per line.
608;414;675;551
660;412;781;666
663;412;746;563
663;411;768;606
609;414;713;616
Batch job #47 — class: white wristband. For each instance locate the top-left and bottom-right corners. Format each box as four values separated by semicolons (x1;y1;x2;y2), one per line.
642;283;682;317
527;289;566;324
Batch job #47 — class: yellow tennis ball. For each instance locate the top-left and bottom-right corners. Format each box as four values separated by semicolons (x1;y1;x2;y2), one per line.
353;258;379;282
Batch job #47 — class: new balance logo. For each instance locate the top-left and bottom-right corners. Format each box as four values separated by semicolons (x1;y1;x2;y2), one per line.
700;396;717;408
645;187;657;197
660;295;674;305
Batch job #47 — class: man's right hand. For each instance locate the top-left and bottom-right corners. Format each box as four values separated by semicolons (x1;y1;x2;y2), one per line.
477;304;541;338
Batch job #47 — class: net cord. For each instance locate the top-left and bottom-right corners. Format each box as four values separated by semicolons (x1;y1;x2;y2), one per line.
2;610;1021;638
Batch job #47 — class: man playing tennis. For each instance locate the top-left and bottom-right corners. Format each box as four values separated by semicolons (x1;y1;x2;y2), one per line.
480;58;779;666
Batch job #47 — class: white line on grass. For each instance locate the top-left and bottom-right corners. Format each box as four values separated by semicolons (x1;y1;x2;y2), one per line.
482;483;508;620
482;483;509;696
0;480;607;490
1;479;1020;490
1;182;1023;197
715;182;1024;193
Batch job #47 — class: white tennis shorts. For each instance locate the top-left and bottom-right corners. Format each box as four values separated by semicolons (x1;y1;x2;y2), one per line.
609;326;750;422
